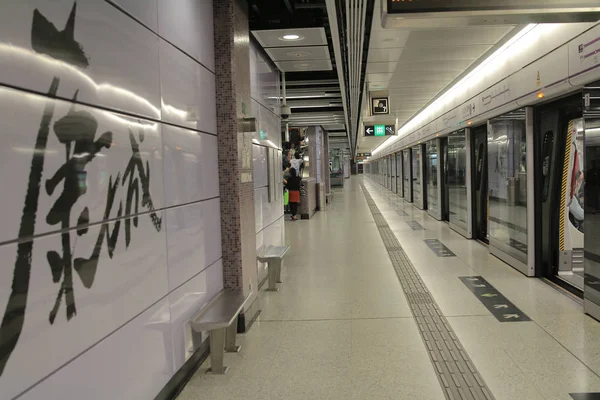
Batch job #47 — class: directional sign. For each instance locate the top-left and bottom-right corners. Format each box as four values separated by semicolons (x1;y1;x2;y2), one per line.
424;239;455;257
357;152;372;157
460;276;530;322
365;125;396;137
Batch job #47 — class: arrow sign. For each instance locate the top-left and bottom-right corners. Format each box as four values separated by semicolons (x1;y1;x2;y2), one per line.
460;276;530;322
366;128;373;134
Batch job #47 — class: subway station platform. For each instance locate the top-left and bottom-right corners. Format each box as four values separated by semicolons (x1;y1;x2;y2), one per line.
179;177;600;400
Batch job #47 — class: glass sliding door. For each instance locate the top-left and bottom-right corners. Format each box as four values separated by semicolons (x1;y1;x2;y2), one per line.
404;148;413;202
413;145;425;209
396;152;404;197
448;130;469;235
488;109;529;271
391;154;397;193
427;139;441;219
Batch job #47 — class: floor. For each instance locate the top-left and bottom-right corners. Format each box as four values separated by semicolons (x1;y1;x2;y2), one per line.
178;177;600;400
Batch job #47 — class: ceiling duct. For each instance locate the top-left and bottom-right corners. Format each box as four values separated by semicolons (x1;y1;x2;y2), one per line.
326;0;375;155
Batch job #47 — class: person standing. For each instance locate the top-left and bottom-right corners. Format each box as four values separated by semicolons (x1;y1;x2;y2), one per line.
287;167;302;221
290;152;304;177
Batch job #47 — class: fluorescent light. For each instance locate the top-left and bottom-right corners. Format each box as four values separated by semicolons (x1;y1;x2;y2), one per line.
373;24;540;156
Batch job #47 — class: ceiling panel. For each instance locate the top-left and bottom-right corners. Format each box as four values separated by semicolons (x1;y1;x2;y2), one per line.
265;46;330;62
398;45;491;62
367;48;404;63
367;63;399;74
251;28;327;48
367;73;395;82
394;59;473;72
369;30;411;49
275;59;333;72
404;27;514;48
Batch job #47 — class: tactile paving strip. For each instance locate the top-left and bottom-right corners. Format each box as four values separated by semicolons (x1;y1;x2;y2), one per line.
361;185;495;400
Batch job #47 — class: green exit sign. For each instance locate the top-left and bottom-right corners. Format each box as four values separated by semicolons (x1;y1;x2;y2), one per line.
375;125;385;136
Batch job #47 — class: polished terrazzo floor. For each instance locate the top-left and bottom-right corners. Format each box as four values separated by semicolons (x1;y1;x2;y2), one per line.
178;177;600;400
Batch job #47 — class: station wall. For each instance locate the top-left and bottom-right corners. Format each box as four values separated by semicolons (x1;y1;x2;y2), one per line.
250;41;285;285
0;1;220;398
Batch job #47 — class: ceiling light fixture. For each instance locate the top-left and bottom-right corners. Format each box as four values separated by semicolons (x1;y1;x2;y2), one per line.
282;34;301;40
372;24;539;157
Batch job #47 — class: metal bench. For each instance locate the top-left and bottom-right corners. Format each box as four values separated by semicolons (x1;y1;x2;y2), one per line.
190;290;252;374
257;245;290;291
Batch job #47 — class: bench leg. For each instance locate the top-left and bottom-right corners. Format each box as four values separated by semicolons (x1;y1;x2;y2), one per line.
276;258;284;283
225;322;241;353
266;261;279;291
207;328;227;374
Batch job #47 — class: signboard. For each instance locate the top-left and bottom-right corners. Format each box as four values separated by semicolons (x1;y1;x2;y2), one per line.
357;152;371;157
365;125;396;137
371;97;389;115
387;0;600;14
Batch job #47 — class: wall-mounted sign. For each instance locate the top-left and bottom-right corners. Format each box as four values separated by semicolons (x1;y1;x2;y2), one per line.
371;97;389;115
365;125;396;137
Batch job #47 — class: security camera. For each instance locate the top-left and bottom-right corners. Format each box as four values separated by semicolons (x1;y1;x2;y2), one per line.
281;104;291;120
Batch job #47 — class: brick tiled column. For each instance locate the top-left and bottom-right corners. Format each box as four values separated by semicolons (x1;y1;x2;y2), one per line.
213;0;259;330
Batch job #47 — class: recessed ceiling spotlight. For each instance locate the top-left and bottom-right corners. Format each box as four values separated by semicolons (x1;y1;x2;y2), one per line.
297;63;311;68
281;34;302;41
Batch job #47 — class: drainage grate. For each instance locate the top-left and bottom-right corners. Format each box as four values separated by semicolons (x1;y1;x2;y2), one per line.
361;185;495;400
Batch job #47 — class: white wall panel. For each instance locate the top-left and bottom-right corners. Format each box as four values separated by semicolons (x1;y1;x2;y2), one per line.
0;212;168;399
253;144;268;189
159;39;217;134
0;87;164;244
157;0;215;72
0;1;221;398
165;199;222;290
162;125;219;206
0;1;161;119
110;0;159;31
19;298;172;400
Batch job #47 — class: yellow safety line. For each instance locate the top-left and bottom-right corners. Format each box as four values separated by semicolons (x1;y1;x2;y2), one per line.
559;121;573;252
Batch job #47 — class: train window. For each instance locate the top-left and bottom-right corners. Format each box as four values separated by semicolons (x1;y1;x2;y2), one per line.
541;131;554;202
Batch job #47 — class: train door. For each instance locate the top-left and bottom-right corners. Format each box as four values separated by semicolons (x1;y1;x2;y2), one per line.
472;124;489;243
535;94;583;291
441;137;450;221
397;152;404;197
584;81;600;318
404;148;413;202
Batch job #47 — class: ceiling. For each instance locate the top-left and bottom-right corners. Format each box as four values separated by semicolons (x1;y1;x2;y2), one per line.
356;0;517;154
249;0;346;139
249;0;377;152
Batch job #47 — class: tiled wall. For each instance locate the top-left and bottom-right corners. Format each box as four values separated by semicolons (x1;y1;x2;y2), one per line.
250;42;285;285
0;1;220;398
